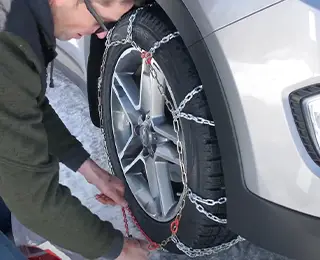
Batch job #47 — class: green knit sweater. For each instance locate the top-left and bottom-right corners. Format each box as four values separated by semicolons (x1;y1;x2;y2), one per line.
0;31;123;260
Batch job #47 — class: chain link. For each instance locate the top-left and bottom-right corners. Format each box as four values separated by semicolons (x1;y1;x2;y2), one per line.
97;5;245;257
177;86;203;111
187;188;227;224
178;112;216;126
176;85;215;126
149;31;180;55
171;235;246;258
188;189;227;206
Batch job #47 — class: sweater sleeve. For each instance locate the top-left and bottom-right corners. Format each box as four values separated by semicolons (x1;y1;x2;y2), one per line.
40;97;90;172
0;32;123;259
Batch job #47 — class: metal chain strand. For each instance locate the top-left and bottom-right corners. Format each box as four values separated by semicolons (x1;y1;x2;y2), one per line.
177;85;203;111
178;112;216;126
96;6;245;258
188;189;227;206
149;31;180;55
171;235;246;258
176;85;215;126
188;189;227;224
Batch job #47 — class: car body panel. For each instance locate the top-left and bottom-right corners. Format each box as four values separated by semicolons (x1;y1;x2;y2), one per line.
56;39;86;80
182;0;284;37
209;0;320;217
55;0;285;83
56;37;91;86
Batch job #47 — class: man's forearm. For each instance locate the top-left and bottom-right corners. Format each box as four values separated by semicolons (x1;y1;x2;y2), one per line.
0;155;124;259
41;97;90;172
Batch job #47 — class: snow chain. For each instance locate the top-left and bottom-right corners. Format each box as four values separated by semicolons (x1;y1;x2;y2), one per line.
97;5;245;258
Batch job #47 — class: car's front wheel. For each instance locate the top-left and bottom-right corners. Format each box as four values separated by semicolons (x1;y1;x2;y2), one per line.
99;4;237;254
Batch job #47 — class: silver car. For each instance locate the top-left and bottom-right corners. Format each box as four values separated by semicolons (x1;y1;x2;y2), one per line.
55;1;320;259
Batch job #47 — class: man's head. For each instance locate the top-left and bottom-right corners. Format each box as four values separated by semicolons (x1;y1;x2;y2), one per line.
49;0;135;40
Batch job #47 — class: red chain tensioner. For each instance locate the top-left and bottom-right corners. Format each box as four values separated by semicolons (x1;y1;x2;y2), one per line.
122;207;130;237
141;51;152;64
96;194;160;250
170;214;182;235
122;206;160;250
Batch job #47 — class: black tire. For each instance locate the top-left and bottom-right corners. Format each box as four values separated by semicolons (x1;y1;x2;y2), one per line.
100;4;237;253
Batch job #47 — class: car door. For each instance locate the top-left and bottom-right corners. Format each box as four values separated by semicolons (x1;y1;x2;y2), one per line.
182;0;285;37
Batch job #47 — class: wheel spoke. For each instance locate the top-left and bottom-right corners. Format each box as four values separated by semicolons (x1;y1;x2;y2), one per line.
152;119;178;144
144;157;176;217
111;110;132;153
169;164;182;183
112;81;141;126
149;63;165;119
126;174;158;216
139;61;152;113
155;143;180;165
122;151;143;174
114;72;139;108
119;134;142;161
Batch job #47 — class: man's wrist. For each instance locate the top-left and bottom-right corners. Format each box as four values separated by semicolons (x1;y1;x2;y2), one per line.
78;159;108;184
78;158;96;183
62;145;90;172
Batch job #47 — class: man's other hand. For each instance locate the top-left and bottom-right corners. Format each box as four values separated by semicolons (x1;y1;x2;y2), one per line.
78;159;128;207
116;238;150;260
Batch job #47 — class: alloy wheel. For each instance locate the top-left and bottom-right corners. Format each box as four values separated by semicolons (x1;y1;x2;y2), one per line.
110;47;184;222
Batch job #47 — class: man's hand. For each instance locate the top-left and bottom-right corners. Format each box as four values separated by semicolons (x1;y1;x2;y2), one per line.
78;159;128;207
116;238;150;260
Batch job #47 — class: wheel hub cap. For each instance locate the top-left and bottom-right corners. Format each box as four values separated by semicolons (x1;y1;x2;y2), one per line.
138;117;157;157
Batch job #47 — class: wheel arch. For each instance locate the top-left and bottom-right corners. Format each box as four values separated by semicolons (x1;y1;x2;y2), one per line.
86;0;245;230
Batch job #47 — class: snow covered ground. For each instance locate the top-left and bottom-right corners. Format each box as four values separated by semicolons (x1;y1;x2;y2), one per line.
13;70;291;260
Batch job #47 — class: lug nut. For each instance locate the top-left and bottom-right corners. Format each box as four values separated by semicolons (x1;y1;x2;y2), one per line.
142;148;149;157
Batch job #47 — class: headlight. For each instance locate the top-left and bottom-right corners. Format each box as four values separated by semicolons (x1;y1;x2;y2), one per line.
303;95;320;155
290;85;320;166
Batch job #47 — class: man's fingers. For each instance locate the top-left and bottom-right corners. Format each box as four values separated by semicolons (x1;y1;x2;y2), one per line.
97;191;128;207
127;238;149;251
138;240;149;251
109;189;128;207
96;196;109;205
95;194;116;205
128;238;140;247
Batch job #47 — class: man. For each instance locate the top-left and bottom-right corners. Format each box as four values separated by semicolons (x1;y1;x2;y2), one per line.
0;0;149;259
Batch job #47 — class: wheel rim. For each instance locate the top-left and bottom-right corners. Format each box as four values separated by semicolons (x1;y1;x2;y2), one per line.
110;47;184;222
